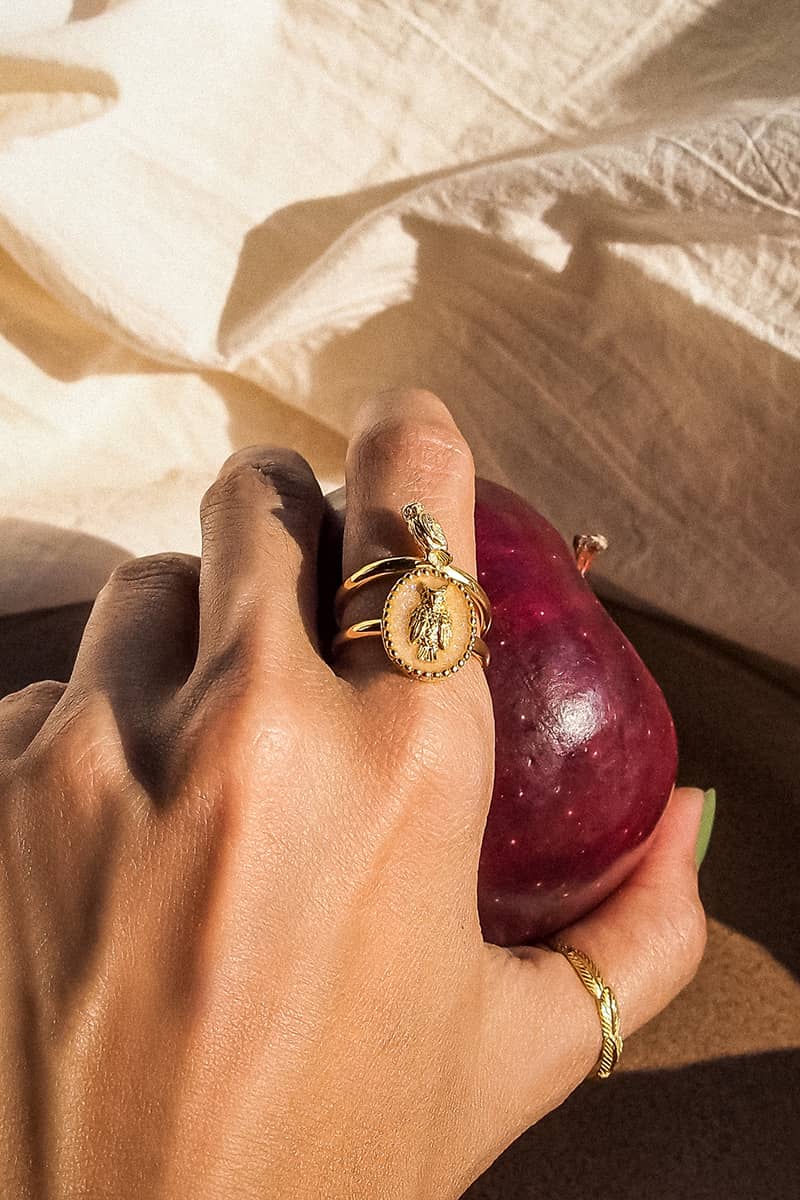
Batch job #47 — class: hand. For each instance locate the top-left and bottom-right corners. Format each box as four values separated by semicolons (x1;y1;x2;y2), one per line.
0;389;706;1199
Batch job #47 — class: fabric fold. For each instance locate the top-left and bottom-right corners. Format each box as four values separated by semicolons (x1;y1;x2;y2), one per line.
0;0;797;672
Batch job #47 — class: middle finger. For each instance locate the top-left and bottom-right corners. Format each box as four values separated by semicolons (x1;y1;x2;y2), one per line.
337;388;484;694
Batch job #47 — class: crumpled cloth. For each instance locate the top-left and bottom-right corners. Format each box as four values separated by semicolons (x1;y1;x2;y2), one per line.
0;0;798;671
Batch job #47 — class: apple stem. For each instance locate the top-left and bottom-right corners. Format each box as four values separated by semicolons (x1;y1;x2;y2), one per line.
573;533;609;576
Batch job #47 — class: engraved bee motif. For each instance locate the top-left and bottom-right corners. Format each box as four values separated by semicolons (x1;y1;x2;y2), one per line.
408;583;453;662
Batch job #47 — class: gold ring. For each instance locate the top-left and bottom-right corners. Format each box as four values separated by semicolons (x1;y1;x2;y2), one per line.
332;501;491;681
543;940;623;1079
332;620;491;670
335;556;492;634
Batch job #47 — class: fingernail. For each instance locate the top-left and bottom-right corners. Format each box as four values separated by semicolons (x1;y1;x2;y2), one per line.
694;788;716;869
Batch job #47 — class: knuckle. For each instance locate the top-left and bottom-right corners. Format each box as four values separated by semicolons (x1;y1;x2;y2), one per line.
108;552;199;588
662;893;708;984
360;688;491;856
368;683;489;794
357;387;455;434
351;404;474;482
199;472;235;520
1;679;65;708
405;701;451;779
182;677;304;785
684;899;708;975
202;449;320;519
367;685;434;766
255;453;321;510
25;689;125;792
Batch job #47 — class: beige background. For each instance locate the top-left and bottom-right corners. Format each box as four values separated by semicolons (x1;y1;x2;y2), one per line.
0;0;798;671
0;3;798;1196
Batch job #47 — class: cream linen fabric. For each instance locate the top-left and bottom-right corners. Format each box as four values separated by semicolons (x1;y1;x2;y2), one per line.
0;0;798;670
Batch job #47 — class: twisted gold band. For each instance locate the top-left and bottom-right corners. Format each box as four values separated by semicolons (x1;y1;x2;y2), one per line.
332;619;491;670
335;555;492;634
544;940;623;1079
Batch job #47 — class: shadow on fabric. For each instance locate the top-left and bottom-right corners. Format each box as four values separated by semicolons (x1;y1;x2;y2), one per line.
278;212;800;678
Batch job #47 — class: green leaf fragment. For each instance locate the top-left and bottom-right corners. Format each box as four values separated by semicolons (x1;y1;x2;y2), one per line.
695;788;717;869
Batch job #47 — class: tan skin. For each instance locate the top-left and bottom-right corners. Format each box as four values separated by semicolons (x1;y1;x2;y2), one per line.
0;389;706;1199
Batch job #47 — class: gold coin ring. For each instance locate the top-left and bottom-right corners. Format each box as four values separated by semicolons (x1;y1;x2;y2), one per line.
332;501;491;681
335;555;492;634
332;619;490;673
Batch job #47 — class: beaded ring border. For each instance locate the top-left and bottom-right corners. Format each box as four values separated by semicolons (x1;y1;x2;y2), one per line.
381;564;480;680
331;619;490;670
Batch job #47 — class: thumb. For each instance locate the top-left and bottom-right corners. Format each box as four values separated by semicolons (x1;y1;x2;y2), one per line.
477;787;707;1139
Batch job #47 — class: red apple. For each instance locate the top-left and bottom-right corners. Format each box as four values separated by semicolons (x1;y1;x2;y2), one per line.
472;479;676;944
324;479;677;946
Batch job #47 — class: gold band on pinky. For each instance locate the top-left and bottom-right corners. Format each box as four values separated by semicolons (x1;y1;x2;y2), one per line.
542;939;623;1079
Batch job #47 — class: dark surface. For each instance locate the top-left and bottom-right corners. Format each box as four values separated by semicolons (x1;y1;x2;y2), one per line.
465;1051;800;1200
0;601;92;695
1;595;798;1200
605;600;799;980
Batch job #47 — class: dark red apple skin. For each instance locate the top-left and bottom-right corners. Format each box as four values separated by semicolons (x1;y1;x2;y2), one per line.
474;478;677;945
324;479;677;946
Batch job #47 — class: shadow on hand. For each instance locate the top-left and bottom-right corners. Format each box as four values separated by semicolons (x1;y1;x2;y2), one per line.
2;529;797;1200
2;532;796;974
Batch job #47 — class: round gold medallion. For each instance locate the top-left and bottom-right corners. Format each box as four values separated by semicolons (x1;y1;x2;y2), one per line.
381;565;478;679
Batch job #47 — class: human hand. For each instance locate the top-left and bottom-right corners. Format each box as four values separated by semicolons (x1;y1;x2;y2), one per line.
0;389;706;1199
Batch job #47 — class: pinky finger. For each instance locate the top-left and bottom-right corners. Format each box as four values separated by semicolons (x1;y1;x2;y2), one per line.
478;787;707;1138
548;784;708;1038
